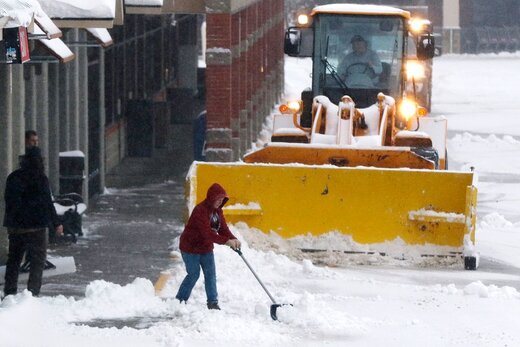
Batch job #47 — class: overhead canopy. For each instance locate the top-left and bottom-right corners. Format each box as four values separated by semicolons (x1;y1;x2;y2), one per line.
38;0;117;28
86;28;113;47
162;0;204;14
34;23;74;63
125;0;163;15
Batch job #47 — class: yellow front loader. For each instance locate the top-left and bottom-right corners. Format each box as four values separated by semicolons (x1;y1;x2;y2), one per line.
188;4;478;269
187;96;478;269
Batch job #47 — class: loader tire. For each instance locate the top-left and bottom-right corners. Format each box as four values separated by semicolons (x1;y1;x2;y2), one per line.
464;256;478;270
411;147;439;169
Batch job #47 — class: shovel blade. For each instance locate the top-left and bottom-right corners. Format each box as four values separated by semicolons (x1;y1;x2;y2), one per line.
271;303;294;321
270;304;282;320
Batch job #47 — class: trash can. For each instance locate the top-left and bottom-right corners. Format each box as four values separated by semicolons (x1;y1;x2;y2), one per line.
193;110;207;161
59;151;85;195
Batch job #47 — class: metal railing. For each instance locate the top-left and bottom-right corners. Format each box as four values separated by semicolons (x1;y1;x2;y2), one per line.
462;26;520;54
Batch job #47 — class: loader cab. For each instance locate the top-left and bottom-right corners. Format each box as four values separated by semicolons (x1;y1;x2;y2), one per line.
285;12;408;127
312;14;406;109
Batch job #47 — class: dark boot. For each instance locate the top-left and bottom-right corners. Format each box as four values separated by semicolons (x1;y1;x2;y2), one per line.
207;302;221;310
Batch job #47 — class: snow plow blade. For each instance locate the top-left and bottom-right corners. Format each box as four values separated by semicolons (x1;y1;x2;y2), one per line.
186;162;477;256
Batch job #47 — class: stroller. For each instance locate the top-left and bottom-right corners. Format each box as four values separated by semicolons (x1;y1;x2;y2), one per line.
51;193;86;243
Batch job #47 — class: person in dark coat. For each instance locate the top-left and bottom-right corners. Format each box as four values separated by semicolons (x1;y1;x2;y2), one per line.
25;130;39;151
3;146;63;297
176;183;241;310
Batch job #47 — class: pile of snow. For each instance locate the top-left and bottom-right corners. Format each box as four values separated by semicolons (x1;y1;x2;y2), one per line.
2;227;520;346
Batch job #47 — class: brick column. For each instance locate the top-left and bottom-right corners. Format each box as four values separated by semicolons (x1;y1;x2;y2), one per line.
206;1;234;162
230;12;241;160
245;4;255;149
206;0;285;160
238;8;249;155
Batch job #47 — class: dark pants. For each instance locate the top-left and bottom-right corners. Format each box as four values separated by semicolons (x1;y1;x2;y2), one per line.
4;229;47;296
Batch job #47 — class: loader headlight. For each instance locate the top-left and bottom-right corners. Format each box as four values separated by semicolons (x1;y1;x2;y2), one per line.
287;100;302;113
297;14;310;26
405;61;425;80
409;18;430;33
279;100;302;114
399;99;417;120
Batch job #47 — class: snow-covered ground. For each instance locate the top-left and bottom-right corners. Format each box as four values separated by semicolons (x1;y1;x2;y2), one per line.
1;54;520;346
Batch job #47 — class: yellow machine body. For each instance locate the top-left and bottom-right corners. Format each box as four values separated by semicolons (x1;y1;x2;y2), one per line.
187;162;477;254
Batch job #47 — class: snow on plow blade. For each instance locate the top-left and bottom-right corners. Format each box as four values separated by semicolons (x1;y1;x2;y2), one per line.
187;162;477;256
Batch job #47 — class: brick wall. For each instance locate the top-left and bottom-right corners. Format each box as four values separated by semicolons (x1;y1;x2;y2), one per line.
205;0;284;162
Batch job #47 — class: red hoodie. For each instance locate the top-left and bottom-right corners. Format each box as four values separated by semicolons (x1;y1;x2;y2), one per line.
179;183;237;254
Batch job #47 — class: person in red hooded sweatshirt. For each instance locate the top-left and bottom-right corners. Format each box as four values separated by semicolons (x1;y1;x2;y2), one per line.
176;183;241;310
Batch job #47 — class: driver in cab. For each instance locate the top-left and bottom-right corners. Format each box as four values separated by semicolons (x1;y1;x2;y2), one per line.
338;35;382;88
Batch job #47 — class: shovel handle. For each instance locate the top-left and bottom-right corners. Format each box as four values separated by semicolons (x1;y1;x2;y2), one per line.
234;249;277;305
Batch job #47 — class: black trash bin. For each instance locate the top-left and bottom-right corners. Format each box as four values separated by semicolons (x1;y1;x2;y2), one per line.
59;151;85;195
193;110;207;161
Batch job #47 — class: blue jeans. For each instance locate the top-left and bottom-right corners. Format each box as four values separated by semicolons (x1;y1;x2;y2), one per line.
176;251;218;304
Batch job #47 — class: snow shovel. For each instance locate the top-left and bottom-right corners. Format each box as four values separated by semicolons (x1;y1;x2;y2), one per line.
234;249;286;320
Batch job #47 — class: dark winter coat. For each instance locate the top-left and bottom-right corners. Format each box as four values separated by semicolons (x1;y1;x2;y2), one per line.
3;168;59;230
179;183;237;254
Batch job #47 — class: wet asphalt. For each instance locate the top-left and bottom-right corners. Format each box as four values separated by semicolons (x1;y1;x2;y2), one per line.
42;124;194;301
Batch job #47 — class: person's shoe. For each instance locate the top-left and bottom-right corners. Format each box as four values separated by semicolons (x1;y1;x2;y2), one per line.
207;302;221;310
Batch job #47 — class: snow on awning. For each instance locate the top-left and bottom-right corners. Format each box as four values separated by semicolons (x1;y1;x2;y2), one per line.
86;28;113;47
125;0;163;15
162;0;204;14
38;0;116;28
0;0;61;40
34;11;61;39
0;0;37;28
34;23;74;63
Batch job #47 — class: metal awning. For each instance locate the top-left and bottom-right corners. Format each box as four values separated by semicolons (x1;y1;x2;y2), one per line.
125;0;163;15
162;0;204;14
34;23;74;63
86;28;113;48
114;0;124;25
38;0;116;28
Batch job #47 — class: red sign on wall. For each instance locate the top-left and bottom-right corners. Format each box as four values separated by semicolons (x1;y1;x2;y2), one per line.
18;26;30;63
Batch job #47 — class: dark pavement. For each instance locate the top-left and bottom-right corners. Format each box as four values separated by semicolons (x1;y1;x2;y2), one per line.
42;123;194;299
